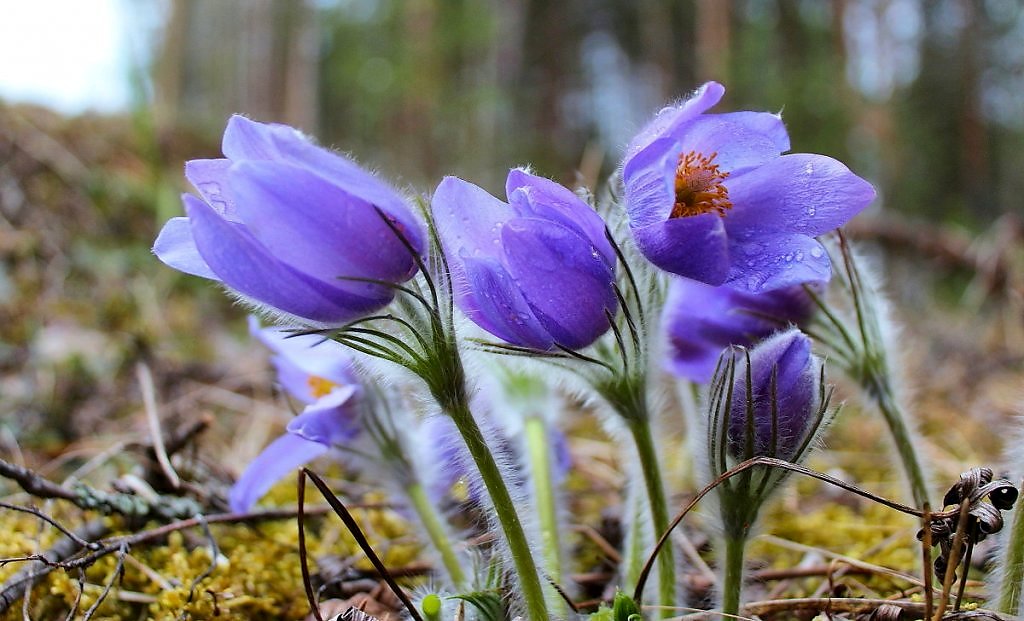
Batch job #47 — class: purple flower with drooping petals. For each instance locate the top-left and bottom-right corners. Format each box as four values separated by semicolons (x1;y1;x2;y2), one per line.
623;82;875;292
154;115;424;325
664;277;820;383
726;329;822;462
229;318;363;512
431;169;617;350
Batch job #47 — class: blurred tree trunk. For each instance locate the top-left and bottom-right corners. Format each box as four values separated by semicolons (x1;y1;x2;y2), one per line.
695;0;730;85
958;0;992;218
153;0;318;130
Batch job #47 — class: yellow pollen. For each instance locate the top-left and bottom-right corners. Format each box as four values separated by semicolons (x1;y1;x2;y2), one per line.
307;376;339;399
671;150;732;218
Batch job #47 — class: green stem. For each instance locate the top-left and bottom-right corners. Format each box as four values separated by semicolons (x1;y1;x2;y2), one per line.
871;377;931;509
621;485;646;592
720;535;746;617
447;402;549;621
998;492;1024;615
628;419;676;617
405;481;466;588
524;415;561;582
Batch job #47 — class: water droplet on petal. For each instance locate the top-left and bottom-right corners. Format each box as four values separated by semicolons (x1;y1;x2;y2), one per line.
804;162;814;175
794;250;804;261
810;246;824;258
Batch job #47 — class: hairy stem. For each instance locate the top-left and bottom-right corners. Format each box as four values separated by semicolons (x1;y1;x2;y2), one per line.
998;492;1024;615
447;401;549;621
720;535;746;617
627;418;676;617
405;482;466;588
524;415;561;582
870;377;931;509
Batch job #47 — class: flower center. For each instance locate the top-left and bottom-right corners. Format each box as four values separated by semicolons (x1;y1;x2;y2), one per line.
307;376;339;399
671;151;732;218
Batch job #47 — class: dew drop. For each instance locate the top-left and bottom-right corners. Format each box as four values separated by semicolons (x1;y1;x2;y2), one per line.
794;250;804;261
804;162;814;175
810;246;824;258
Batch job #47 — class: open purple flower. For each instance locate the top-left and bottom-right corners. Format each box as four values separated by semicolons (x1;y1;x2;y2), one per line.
623;82;875;292
229;318;363;512
154;115;424;325
431;169;617;350
664;278;820;383
726;329;822;462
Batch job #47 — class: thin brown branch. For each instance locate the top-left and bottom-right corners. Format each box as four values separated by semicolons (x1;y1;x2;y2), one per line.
0;458;78;502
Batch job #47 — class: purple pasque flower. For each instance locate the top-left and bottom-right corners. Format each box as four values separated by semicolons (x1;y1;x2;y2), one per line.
229;318;363;512
153;115;424;325
431;169;618;351
622;82;875;292
664;277;820;384
725;329;822;462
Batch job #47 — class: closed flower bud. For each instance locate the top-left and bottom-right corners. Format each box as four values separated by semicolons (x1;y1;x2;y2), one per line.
154;115;424;325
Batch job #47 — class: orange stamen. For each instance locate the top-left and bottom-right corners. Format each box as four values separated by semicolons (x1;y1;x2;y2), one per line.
671;151;732;218
307;376;339;399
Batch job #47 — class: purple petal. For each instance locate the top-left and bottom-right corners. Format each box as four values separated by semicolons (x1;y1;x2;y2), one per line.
249;317;359;388
663;278;818;383
500;218;616;349
185;194;389;323
624;82;725;160
223;116;425;254
460;256;554;350
623;137;680;227
153;217;218;280
270;354;319;404
715;111;790;153
286;392;361;445
229;161;418;285
184;159;239;220
673;116;786;174
229;433;328;512
222;115;299;161
726;234;831;292
632;214;730;284
505;169;615;266
724;154;876;237
431;176;512;262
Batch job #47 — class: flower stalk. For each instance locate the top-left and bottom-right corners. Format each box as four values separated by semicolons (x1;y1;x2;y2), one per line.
626;416;676;616
445;398;549;621
809;234;932;509
720;535;747;617
524;414;562;583
405;481;466;588
597;370;676;617
998;496;1024;614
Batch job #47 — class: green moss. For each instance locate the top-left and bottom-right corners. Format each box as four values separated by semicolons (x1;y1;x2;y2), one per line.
1;484;422;621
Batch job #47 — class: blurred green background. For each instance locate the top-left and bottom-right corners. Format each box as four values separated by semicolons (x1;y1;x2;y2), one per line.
147;0;1024;226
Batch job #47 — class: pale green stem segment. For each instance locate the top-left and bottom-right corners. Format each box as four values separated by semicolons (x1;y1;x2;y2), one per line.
627;419;676;617
447;402;549;621
998;496;1024;614
405;481;466;588
621;478;647;593
870;377;931;509
524;415;561;581
720;535;746;617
